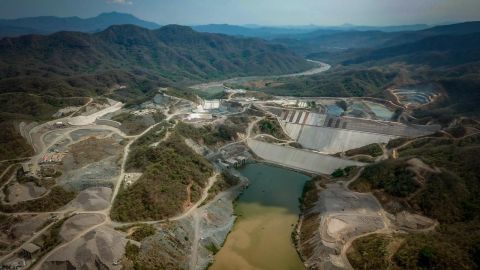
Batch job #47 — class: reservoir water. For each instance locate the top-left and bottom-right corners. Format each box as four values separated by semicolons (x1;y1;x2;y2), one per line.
210;163;309;270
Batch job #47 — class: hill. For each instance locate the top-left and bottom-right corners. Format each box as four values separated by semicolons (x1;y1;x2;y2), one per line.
192;24;323;39
0;24;311;160
192;24;430;40
0;24;311;96
384;21;480;47
274;21;480;58
347;121;480;269
0;12;160;38
346;32;480;67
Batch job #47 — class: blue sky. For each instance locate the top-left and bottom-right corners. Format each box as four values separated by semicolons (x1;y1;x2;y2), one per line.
1;0;479;26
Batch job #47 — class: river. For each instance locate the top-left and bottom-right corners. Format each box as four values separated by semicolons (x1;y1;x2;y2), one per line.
190;60;330;91
210;163;309;270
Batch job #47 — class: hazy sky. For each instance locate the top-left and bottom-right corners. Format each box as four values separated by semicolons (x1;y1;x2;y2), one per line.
1;0;479;26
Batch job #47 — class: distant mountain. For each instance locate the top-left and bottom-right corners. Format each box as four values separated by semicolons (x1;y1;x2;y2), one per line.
383;21;480;46
345;32;480;67
0;12;160;38
0;25;46;37
0;24;312;95
191;24;430;39
192;24;323;39
335;24;430;32
273;21;480;58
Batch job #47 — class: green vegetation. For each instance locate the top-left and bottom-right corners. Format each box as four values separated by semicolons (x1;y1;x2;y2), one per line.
111;136;213;222
0;186;76;213
0;92;89;161
206;243;219;254
129;224;157;242
0;120;33;161
351;160;418;197
176;116;250;146
123;241;184;270
394;232;477;270
345;143;383;157
124;241;140;261
257;118;289;140
205;171;240;203
264;67;397;97
130;122;170;148
0;25;311;91
162;87;198;103
193;86;228;100
125;122;170;171
350;124;480;269
386;137;411;149
350;228;480;270
347;234;392;270
331;168;346;178
112;111;165;135
41;217;68;252
0;24;311;160
331;167;355;179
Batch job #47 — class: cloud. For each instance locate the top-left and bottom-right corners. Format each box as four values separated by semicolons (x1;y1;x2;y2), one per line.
108;0;133;5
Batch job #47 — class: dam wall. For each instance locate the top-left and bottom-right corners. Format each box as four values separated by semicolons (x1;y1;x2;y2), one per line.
247;139;364;174
277;109;439;153
289;123;397;153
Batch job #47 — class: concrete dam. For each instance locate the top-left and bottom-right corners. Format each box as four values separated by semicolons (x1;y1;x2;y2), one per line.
247;139;364;175
277;110;438;154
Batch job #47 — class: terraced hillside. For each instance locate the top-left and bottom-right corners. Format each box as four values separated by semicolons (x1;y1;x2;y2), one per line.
345;120;480;269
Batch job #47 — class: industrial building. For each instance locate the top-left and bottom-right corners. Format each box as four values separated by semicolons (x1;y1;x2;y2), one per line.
220;156;248;169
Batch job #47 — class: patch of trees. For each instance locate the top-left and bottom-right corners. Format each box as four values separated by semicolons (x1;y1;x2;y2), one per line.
0;120;34;161
129;224;156;242
113;111;165;136
349;130;480;269
257;118;289;140
351;160;419;197
345;143;383;157
176;117;249;146
264;68;396;97
111;136;213;222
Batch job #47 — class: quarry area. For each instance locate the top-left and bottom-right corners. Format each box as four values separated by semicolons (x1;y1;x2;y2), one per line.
0;61;443;270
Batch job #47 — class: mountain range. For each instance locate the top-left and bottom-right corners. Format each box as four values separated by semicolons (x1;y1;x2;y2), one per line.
273;21;480;60
0;12;433;39
0;12;160;37
0;24;311;97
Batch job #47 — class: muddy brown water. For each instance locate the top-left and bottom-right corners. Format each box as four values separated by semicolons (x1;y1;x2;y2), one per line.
210;163;308;270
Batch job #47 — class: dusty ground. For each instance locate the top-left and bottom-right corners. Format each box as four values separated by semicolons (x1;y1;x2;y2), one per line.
7;182;47;204
63;187;112;212
297;171;436;270
42;225;126;270
59;214;106;241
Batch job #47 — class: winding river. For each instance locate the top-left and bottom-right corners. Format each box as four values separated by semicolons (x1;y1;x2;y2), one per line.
190;60;330;91
210;163;309;270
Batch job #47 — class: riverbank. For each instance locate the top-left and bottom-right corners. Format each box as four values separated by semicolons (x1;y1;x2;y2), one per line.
210;163;309;270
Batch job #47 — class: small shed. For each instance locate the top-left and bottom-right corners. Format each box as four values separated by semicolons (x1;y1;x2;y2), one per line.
21;243;41;259
22;163;31;174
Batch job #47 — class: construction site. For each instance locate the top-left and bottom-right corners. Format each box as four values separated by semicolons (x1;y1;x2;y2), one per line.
0;60;444;270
